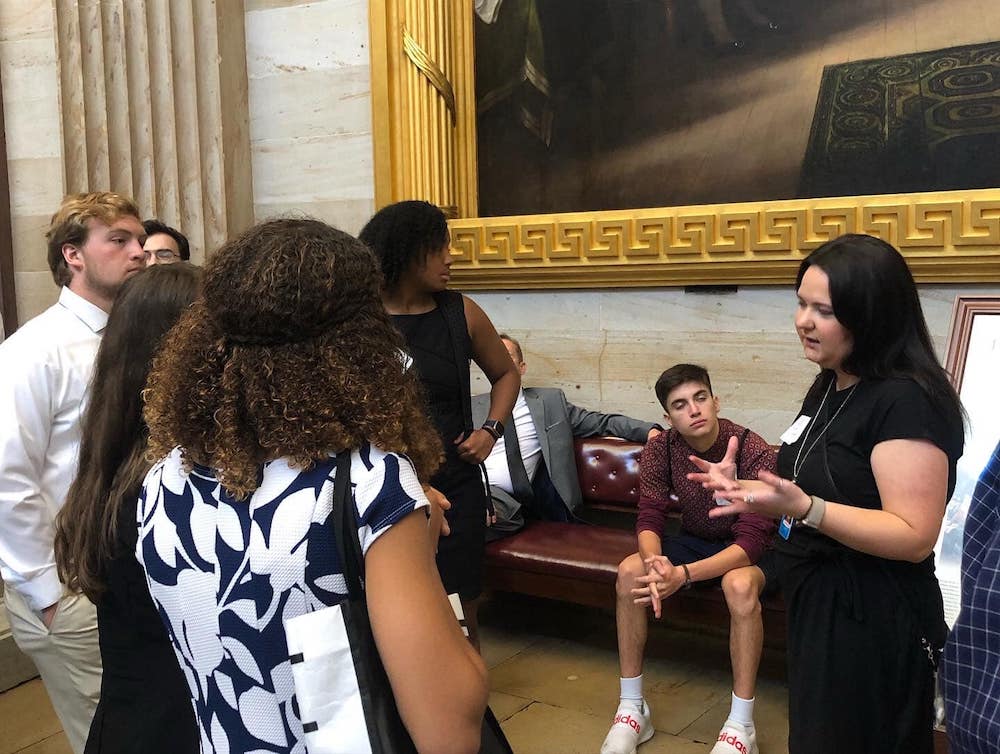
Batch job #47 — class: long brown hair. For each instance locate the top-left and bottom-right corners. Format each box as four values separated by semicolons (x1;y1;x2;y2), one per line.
55;264;201;600
143;218;443;500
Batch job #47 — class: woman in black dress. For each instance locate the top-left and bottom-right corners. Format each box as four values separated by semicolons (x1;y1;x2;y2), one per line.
54;263;200;754
693;234;965;753
361;201;520;644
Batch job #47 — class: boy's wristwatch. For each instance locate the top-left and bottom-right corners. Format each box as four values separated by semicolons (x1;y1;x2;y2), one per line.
481;419;504;440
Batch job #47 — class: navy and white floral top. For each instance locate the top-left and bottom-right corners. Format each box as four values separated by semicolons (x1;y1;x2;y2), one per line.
136;444;427;754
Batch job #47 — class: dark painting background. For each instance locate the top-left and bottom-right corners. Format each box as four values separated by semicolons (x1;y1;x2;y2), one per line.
474;0;1000;217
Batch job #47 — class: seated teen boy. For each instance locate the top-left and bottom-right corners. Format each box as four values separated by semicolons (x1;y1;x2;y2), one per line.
601;364;776;754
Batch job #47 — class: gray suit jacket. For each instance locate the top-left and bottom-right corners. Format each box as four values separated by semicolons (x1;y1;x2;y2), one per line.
472;387;657;536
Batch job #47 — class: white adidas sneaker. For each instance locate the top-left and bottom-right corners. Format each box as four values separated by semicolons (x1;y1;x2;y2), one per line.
709;719;758;754
600;699;654;754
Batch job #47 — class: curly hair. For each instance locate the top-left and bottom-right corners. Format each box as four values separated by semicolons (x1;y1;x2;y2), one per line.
358;200;449;290
144;218;442;500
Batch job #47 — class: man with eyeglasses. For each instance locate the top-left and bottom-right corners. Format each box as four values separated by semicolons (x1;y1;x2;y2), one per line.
142;219;190;265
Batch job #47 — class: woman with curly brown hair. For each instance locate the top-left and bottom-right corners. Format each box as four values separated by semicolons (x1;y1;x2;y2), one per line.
360;200;521;644
136;219;488;754
54;262;201;754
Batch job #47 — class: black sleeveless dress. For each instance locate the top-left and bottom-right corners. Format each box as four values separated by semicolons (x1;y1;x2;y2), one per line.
84;493;199;753
392;295;488;601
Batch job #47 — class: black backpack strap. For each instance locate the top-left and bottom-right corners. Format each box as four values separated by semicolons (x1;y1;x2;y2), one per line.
432;290;473;433
332;450;364;601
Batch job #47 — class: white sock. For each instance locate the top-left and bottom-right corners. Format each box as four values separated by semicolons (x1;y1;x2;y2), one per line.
619;675;643;704
729;692;755;726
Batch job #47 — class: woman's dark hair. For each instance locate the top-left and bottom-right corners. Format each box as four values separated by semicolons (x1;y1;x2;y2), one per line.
55;263;202;600
144;218;443;500
797;233;964;426
358;200;449;289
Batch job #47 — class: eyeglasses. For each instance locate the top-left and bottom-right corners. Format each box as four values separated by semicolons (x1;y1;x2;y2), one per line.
148;249;181;262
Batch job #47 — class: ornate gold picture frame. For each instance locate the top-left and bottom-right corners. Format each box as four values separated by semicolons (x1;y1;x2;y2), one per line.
936;294;1000;624
369;1;1000;289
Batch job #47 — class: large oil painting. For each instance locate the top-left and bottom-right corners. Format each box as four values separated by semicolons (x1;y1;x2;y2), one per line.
474;0;1000;217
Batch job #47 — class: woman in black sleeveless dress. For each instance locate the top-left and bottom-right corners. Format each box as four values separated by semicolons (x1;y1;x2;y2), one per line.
361;201;520;643
54;264;201;753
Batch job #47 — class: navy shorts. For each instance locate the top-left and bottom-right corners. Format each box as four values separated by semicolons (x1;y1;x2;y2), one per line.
661;532;729;588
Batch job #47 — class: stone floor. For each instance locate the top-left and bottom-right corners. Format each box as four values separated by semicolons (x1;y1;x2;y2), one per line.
0;594;789;754
480;595;789;754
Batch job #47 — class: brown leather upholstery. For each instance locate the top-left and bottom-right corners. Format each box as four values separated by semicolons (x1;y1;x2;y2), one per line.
485;521;634;583
574;437;643;510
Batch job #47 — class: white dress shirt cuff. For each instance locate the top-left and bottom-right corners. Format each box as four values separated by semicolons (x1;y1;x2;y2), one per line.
15;568;64;613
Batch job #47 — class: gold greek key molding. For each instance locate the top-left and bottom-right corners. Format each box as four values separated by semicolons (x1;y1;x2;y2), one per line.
371;2;1000;288
402;26;456;124
447;192;1000;288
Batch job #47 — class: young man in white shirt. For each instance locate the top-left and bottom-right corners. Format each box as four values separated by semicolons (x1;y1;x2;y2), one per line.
0;192;146;753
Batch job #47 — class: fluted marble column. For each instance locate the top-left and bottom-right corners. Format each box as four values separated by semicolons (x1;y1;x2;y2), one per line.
53;0;253;262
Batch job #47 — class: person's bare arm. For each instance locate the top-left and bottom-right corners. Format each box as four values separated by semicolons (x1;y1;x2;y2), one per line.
455;295;520;464
702;439;949;563
366;511;488;754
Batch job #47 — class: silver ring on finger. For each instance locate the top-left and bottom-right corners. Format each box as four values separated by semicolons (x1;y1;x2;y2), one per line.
746;493;755;505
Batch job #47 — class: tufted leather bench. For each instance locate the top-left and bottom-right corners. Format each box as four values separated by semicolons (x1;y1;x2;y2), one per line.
483;436;788;648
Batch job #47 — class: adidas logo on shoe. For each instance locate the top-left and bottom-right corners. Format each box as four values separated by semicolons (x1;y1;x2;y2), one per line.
600;700;653;754
613;712;642;734
718;731;749;754
709;720;758;754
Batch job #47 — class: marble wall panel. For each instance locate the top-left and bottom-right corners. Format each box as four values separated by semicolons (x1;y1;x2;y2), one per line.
0;0;52;41
245;0;368;73
0;39;61;161
252;198;376;237
249;67;371;143
6;157;64;221
251;134;374;204
470;330;608;407
10;214;51;273
466;291;604;333
246;0;375;224
1;3;60;323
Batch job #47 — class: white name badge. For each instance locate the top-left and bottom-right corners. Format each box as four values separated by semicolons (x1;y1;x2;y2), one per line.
780;415;811;445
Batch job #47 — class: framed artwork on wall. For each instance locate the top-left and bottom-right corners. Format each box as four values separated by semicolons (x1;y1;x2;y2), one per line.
369;0;1000;289
935;295;1000;625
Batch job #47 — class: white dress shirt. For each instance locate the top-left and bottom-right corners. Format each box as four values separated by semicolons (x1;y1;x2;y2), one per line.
483;389;543;494
0;287;107;611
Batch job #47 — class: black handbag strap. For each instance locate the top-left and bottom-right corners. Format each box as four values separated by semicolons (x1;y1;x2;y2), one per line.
332;450;365;602
432;290;473;433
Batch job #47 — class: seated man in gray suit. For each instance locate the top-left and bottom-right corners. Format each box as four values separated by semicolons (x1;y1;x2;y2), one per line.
473;334;660;539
